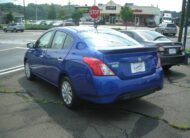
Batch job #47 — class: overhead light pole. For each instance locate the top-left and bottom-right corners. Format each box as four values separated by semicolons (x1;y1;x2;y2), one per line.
35;0;38;22
23;0;26;24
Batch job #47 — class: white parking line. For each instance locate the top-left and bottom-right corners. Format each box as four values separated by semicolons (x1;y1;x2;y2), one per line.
0;65;24;73
16;47;28;50
0;65;24;76
0;67;24;76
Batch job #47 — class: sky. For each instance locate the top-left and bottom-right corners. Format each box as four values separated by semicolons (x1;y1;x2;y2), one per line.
0;0;183;12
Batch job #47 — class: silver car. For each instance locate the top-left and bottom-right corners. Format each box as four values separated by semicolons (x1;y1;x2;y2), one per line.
155;23;177;36
3;23;25;32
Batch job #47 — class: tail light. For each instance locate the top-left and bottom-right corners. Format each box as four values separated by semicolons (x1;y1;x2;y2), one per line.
157;46;165;52
156;54;162;68
83;57;115;76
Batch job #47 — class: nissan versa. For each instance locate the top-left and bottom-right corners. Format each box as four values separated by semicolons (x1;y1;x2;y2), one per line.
24;27;163;108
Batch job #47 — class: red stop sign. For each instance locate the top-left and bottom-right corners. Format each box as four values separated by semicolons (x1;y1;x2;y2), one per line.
89;6;100;18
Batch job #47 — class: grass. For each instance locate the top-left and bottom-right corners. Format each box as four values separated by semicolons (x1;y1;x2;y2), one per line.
111;28;122;31
169;123;190;130
188;32;190;36
186;49;190;53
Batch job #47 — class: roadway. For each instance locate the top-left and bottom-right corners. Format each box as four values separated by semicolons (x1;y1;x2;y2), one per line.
0;29;189;71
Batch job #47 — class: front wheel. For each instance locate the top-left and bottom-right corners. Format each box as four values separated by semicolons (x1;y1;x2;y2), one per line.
60;77;80;109
24;61;34;80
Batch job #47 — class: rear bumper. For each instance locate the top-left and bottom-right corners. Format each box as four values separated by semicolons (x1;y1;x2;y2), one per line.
161;54;186;66
79;68;163;104
164;30;177;34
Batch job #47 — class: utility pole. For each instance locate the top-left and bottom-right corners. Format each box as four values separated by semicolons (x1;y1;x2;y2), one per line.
183;0;190;48
178;0;186;42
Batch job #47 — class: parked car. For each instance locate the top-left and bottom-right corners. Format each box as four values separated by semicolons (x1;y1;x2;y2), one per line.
34;20;47;25
3;23;25;32
155;23;177;36
24;27;163;109
52;21;64;26
120;30;186;70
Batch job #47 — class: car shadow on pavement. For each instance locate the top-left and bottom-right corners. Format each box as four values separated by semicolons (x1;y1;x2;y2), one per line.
163;68;187;82
18;76;164;138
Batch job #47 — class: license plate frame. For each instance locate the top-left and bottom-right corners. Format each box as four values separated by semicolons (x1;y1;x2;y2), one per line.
131;62;145;74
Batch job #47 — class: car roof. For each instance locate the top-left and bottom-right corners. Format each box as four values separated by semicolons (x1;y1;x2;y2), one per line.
120;30;155;33
50;26;115;34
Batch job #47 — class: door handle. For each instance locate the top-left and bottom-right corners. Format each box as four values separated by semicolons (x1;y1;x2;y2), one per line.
57;58;64;62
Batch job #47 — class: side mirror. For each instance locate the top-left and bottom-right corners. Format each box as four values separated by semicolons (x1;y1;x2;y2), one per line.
27;43;34;48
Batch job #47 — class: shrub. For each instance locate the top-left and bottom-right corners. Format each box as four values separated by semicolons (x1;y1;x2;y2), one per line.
25;24;53;30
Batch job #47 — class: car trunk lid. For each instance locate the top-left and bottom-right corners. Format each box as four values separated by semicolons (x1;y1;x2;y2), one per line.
99;47;158;80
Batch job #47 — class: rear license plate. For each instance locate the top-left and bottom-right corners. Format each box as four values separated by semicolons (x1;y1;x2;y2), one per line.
131;62;145;73
169;48;176;54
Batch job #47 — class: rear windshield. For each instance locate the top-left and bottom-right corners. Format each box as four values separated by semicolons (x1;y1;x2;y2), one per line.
137;31;170;41
167;24;176;27
78;30;139;49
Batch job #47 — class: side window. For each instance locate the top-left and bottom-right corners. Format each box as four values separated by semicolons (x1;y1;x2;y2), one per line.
125;32;134;38
63;35;74;48
51;31;67;49
134;33;143;42
36;31;54;48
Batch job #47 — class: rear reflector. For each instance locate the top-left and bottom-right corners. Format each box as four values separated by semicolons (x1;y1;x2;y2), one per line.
83;57;115;76
156;54;162;68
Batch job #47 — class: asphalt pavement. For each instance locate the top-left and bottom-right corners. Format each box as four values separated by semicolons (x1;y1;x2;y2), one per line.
0;65;190;138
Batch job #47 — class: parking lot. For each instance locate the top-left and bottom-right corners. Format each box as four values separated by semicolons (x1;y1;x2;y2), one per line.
0;29;190;138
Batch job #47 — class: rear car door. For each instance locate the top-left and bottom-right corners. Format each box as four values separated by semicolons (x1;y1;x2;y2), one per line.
29;31;54;77
44;31;74;85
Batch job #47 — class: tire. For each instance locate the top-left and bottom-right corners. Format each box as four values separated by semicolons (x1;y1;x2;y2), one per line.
3;29;7;32
60;77;80;109
172;33;176;36
24;61;35;80
163;65;172;71
21;30;24;32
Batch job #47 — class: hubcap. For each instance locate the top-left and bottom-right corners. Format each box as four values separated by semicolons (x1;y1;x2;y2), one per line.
61;81;73;105
25;63;31;78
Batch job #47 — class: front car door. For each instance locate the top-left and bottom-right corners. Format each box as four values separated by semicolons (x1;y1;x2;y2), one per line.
44;31;74;85
29;31;54;78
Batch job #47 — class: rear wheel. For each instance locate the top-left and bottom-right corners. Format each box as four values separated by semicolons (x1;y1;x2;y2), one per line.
3;29;7;32
24;61;34;80
60;77;80;109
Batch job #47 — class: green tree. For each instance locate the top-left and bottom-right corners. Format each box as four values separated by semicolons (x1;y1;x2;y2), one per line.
71;9;83;25
58;8;69;20
48;4;56;19
120;6;134;29
4;12;14;24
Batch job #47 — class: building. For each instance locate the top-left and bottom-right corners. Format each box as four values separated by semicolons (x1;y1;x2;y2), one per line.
129;5;161;26
76;0;161;26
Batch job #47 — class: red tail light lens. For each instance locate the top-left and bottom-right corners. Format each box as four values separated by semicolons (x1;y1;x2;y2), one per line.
83;57;115;76
157;46;165;52
156;54;162;68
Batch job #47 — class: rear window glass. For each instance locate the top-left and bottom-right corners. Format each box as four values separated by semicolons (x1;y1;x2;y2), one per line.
138;31;170;41
78;30;139;48
167;24;176;27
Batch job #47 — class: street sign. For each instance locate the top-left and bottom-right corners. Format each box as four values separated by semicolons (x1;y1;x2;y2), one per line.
89;6;100;19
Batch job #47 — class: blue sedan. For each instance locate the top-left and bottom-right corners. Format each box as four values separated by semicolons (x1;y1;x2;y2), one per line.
24;26;163;108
